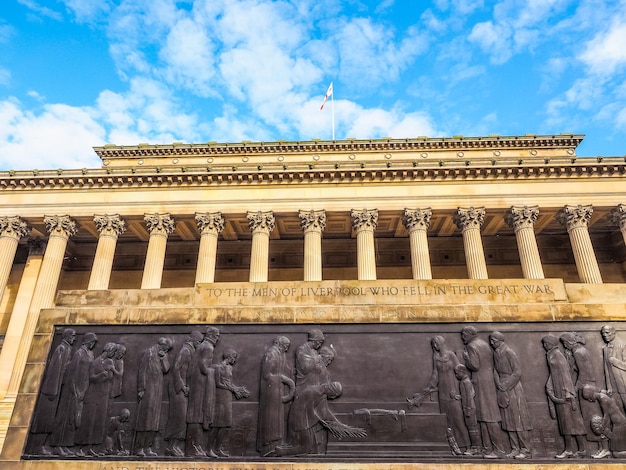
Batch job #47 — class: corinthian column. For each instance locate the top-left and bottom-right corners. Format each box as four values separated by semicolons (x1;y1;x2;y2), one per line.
0;239;45;398
0;216;29;300
610;204;626;246
504;206;545;279
299;210;326;281
556;204;602;284
351;209;378;280
402;208;432;280
195;212;225;284
248;211;275;282
454;207;488;279
6;216;76;398
141;213;175;289
88;214;126;290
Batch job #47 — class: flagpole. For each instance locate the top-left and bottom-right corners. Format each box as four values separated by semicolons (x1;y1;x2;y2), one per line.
331;82;335;141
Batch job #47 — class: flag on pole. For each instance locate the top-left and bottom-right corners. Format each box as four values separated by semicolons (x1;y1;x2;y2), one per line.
320;82;333;110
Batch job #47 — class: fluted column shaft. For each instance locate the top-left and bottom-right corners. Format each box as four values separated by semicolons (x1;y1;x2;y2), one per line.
505;206;545;279
0;239;45;398
556;204;602;284
88;214;126;290
0;216;29;300
402;208;432;280
7;216;76;397
195;212;225;284
454;207;488;279
248;211;275;282
351;209;378;280
299;210;326;281
141;213;175;289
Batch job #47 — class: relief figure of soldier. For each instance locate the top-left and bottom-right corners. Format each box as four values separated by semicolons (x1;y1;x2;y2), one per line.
407;335;469;455
542;334;587;458
257;335;295;456
134;337;173;457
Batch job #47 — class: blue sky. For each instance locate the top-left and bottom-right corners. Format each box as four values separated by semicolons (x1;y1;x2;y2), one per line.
1;0;626;170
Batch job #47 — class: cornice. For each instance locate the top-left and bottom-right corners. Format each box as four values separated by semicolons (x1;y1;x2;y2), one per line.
93;134;584;159
0;156;624;191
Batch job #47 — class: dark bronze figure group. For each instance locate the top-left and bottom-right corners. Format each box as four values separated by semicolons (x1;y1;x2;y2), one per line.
25;323;626;461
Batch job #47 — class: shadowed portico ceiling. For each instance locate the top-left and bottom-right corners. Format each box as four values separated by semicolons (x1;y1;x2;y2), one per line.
21;207;619;245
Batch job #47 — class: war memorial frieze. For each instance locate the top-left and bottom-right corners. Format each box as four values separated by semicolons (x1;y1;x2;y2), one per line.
23;320;626;464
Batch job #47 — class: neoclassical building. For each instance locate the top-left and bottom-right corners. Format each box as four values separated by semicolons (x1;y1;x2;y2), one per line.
1;134;626;468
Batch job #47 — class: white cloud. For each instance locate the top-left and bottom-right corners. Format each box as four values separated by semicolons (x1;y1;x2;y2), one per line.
330;18;428;92
17;0;63;21
95;77;201;144
60;0;112;22
159;16;217;97
542;2;626;136
0;0;445;169
468;21;512;64
579;19;626;75
468;0;572;64
0;68;10;86
0;23;15;43
0;99;105;169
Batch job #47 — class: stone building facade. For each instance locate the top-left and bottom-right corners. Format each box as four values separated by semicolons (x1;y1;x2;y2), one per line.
1;134;626;468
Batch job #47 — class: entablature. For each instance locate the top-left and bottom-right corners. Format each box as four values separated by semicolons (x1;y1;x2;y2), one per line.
92;134;585;168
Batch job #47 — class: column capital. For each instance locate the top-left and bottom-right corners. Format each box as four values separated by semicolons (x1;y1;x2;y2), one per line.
453;207;485;231
0;216;30;240
351;209;378;232
299;210;327;232
93;214;126;237
504;205;540;231
144;213;175;236
43;215;77;238
195;212;225;235
27;237;47;256
609;204;626;230
247;211;275;233
555;204;593;231
402;208;432;231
